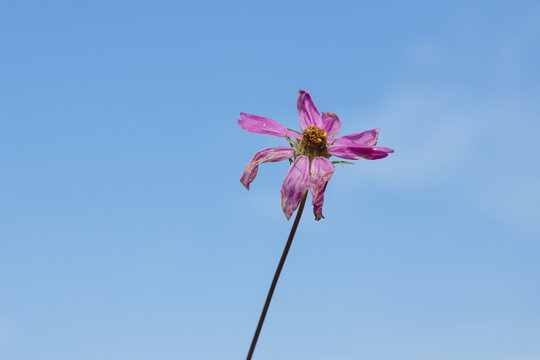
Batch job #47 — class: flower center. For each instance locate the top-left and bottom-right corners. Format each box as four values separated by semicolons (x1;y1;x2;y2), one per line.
298;125;329;158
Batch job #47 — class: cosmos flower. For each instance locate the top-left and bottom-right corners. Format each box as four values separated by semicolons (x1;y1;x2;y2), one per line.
239;90;394;220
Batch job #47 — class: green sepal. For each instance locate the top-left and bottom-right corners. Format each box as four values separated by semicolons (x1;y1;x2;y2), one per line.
287;128;302;135
332;160;356;167
285;136;298;148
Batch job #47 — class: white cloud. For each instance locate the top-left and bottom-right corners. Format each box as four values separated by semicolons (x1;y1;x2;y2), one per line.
343;88;476;187
339;9;540;232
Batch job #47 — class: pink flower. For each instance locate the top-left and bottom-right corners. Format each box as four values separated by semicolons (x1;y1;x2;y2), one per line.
239;90;394;220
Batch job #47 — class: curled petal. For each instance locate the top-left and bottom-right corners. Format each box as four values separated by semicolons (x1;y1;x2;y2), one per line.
310;157;335;221
321;112;341;140
329;145;394;160
238;113;301;139
240;147;295;190
297;90;322;130
333;128;379;147
281;156;310;220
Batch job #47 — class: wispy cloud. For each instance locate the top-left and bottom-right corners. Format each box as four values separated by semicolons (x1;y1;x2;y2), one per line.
339;9;540;233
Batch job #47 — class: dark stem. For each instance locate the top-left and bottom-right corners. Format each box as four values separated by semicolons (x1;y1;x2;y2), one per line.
246;192;308;360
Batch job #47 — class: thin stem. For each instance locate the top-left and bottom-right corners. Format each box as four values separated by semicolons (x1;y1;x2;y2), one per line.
246;192;308;360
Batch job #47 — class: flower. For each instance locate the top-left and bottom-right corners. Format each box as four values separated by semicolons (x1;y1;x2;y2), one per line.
239;90;394;220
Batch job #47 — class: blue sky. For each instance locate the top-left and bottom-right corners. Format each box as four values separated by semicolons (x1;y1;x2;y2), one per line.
1;1;539;359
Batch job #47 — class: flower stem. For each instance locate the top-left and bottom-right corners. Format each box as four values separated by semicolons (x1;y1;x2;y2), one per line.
246;191;308;360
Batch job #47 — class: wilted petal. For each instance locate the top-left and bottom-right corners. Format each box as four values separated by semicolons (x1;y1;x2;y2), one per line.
238;113;301;139
241;147;295;190
321;112;341;140
333;128;379;147
281;156;310;220
309;157;335;221
329;144;394;160
297;90;322;130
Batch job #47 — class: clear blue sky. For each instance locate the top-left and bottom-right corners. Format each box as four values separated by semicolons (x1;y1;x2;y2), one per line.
1;1;539;359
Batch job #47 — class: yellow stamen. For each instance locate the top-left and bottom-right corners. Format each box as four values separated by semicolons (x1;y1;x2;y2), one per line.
298;125;329;158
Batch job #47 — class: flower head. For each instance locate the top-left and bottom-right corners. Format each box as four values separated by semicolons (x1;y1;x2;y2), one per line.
239;90;394;220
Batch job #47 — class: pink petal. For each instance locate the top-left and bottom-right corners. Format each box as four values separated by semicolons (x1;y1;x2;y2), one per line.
332;128;379;147
281;156;310;220
321;112;341;139
328;144;394;160
297;90;322;130
240;147;295;190
238;113;301;139
309;157;335;221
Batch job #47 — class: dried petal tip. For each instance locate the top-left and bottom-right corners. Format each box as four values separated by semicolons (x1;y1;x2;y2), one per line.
281;156;310;220
297;90;322;130
321;112;341;139
240;147;295;189
333;128;379;147
309;157;335;221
